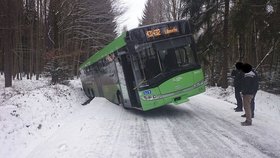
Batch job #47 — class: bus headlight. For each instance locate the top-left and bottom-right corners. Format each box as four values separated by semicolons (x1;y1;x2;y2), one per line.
143;95;160;100
143;95;153;100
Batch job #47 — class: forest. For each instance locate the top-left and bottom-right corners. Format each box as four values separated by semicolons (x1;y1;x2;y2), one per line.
1;0;280;94
0;0;120;86
141;0;280;93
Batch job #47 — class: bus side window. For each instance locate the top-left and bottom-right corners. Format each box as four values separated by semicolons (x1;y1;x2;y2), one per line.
86;67;90;74
96;61;102;74
117;57;122;65
102;58;107;67
93;63;99;74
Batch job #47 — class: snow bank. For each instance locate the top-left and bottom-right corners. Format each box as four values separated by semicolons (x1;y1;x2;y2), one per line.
1;74;280;158
0;75;87;158
205;86;280;120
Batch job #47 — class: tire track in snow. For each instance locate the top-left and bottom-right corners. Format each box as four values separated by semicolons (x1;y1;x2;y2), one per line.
172;106;258;158
161;105;241;158
26;96;280;158
83;101;128;158
188;95;280;158
131;118;156;158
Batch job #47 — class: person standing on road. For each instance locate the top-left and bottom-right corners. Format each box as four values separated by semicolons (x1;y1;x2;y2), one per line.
231;62;244;112
240;63;258;126
241;68;259;118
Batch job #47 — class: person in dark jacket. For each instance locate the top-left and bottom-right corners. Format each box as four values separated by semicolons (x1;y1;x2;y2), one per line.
240;63;258;126
231;62;244;112
241;68;259;118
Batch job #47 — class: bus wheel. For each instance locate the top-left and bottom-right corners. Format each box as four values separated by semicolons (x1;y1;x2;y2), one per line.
85;88;91;98
82;84;90;98
90;89;95;98
117;91;127;109
117;91;129;109
117;91;123;105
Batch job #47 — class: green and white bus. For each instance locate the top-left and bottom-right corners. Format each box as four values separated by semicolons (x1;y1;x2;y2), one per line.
80;20;205;111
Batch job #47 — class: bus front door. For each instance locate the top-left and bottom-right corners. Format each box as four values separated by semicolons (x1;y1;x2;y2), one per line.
120;55;140;108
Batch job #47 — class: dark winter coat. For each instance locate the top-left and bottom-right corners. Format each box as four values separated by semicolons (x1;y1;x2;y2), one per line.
241;71;258;95
231;69;244;90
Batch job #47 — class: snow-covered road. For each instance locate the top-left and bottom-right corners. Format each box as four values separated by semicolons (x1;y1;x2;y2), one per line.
26;95;280;158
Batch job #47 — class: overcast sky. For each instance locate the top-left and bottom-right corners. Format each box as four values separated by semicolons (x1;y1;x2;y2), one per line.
117;0;147;34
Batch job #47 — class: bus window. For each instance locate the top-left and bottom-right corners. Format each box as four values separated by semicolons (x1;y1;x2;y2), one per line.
133;48;161;82
133;43;196;85
160;45;196;71
174;45;195;67
163;49;179;71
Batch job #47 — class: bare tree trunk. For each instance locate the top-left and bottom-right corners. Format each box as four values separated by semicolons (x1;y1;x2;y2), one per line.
36;0;40;80
171;0;177;20
30;22;34;80
250;19;257;66
3;0;14;87
209;51;216;86
4;31;13;87
0;38;3;75
218;0;229;88
238;34;245;61
18;12;23;80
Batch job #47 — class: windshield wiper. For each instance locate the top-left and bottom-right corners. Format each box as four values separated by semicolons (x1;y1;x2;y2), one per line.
133;79;148;90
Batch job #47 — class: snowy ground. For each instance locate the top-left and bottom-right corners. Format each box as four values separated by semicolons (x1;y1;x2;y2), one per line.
1;75;280;158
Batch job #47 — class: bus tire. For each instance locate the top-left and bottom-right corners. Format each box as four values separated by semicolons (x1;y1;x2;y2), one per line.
84;88;91;98
116;91;123;105
89;89;95;99
117;91;127;109
82;84;88;96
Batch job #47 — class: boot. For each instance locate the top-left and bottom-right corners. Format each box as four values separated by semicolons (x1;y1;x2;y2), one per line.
241;114;254;118
241;120;252;126
235;108;243;112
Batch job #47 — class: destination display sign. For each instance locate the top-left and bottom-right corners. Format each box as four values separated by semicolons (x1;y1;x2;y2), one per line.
145;26;180;39
127;20;190;44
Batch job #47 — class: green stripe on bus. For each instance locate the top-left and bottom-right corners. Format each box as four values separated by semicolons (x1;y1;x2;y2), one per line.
80;32;127;69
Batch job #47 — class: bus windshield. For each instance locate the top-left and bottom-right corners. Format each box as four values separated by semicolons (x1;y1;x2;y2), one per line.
131;40;197;88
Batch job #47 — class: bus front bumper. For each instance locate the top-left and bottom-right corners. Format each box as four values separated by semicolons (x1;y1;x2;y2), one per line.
140;84;205;111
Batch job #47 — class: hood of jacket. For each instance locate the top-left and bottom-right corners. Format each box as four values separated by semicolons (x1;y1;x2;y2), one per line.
244;71;256;78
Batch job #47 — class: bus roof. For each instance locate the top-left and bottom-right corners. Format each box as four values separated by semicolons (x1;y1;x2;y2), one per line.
80;20;191;69
80;32;127;69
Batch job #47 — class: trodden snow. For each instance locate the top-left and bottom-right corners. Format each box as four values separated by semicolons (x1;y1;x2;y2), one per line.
1;75;280;158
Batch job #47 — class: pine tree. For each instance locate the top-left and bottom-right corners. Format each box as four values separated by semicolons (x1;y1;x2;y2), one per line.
44;57;72;85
